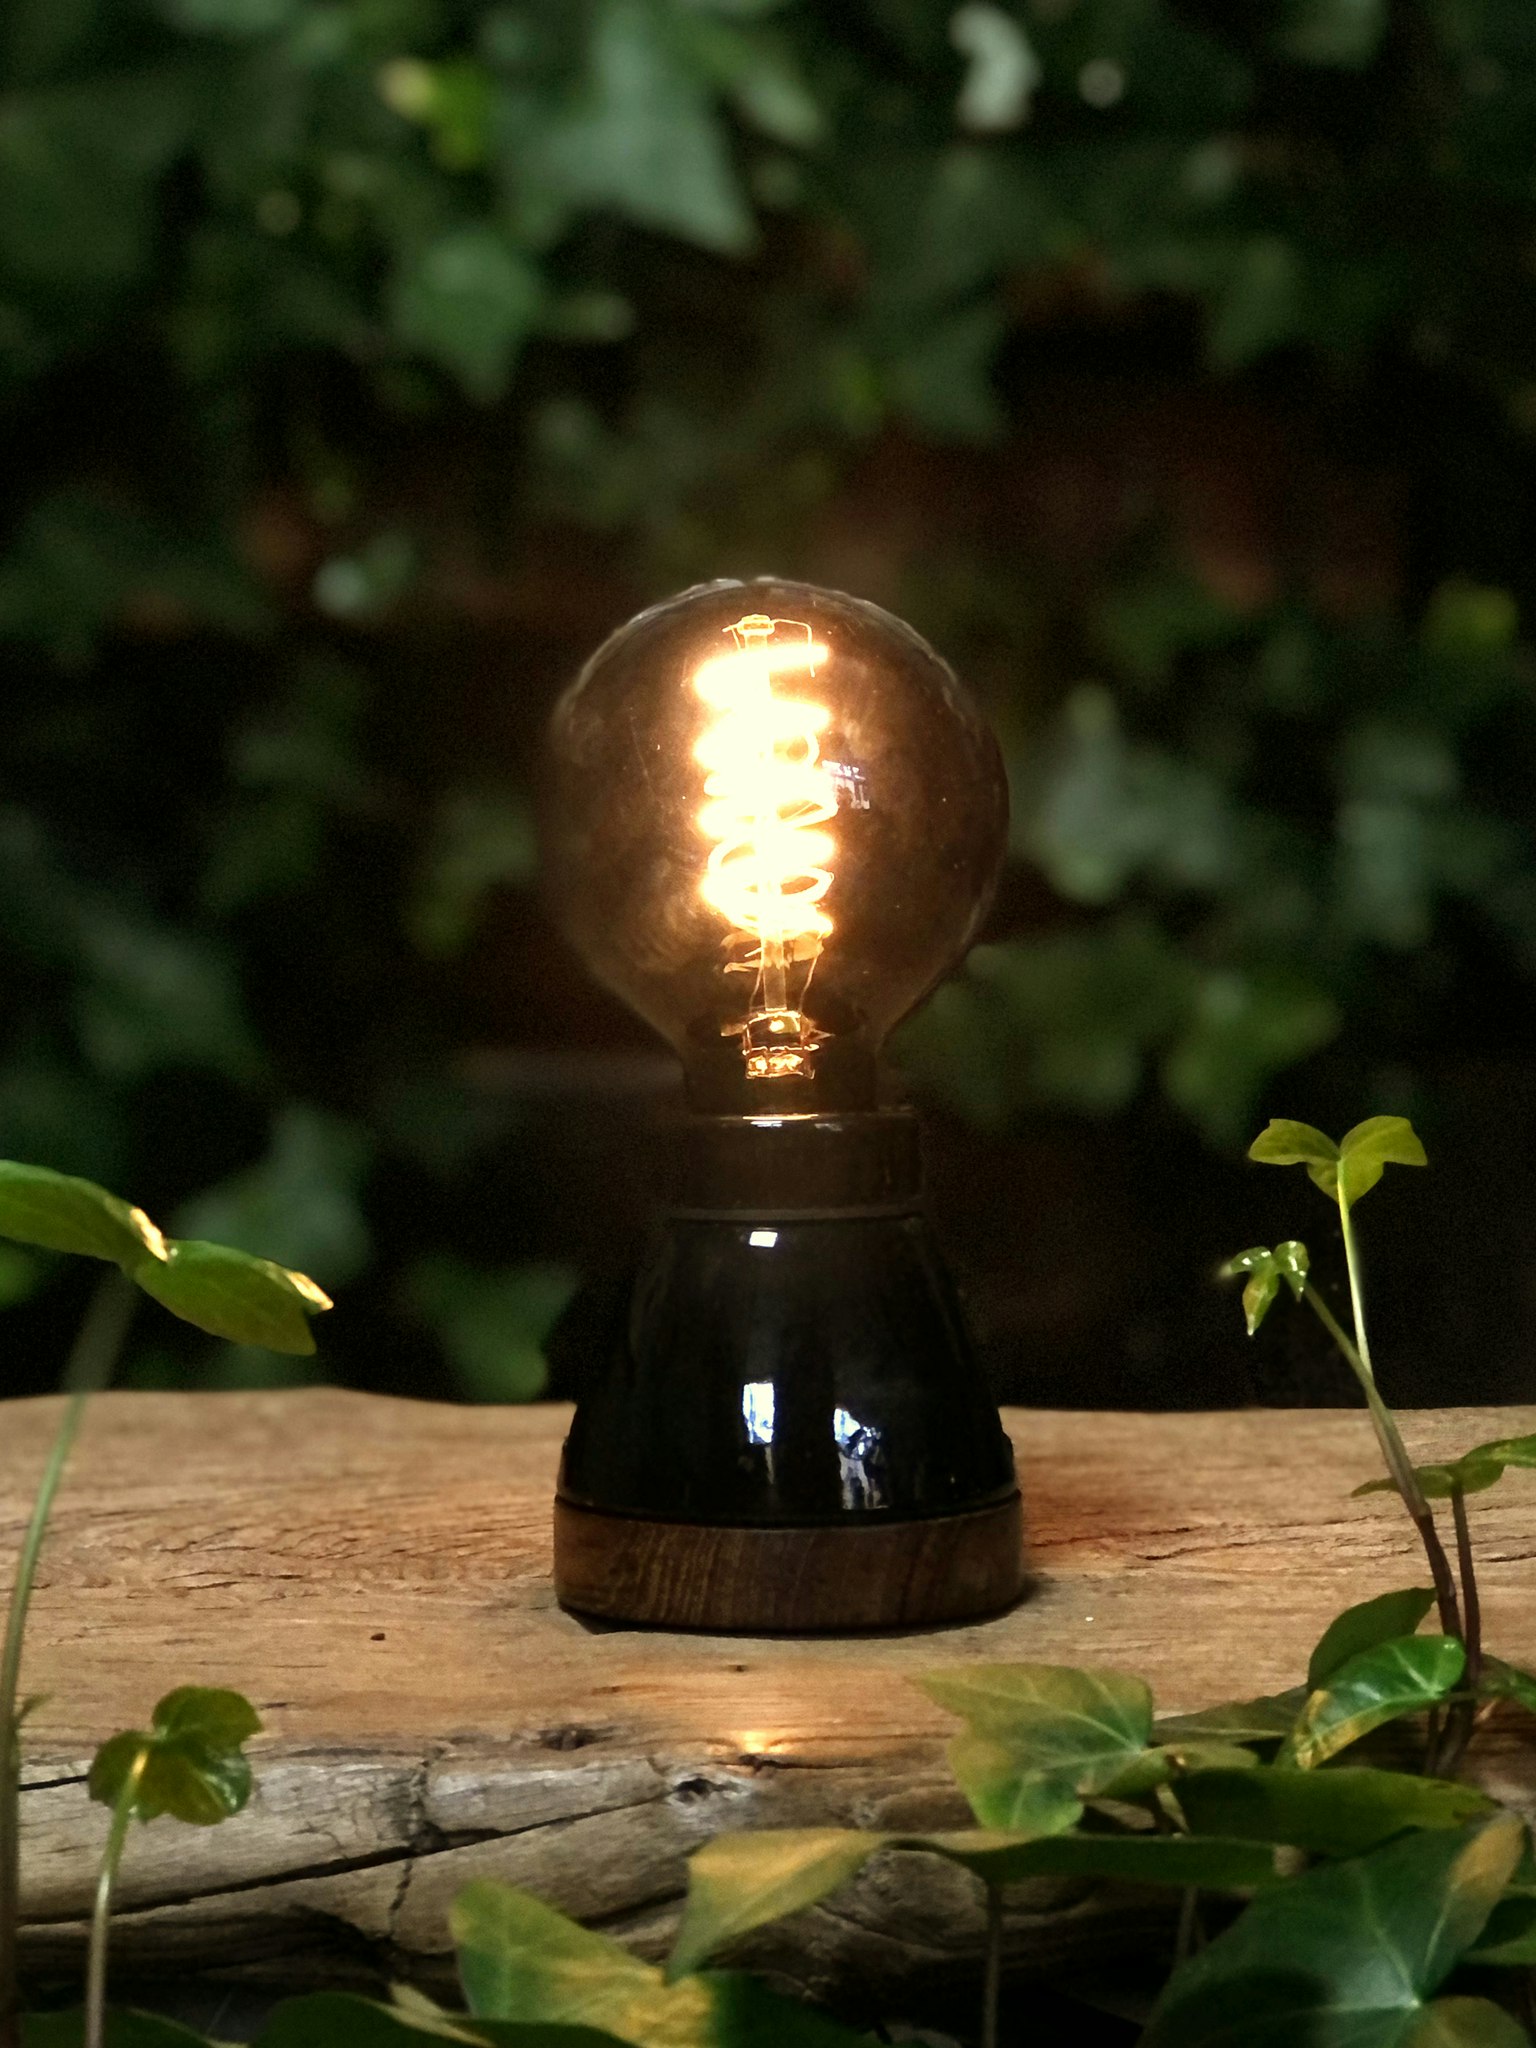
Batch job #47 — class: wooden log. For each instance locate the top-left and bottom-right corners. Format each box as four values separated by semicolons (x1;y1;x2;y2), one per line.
6;1392;1536;2001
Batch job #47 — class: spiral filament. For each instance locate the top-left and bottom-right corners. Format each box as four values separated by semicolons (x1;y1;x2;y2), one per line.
692;614;838;1079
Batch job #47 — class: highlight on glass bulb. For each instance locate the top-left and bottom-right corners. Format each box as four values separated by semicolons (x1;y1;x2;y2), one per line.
544;577;1009;1113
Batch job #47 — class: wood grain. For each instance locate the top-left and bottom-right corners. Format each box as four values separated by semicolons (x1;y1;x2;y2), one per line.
6;1391;1536;1998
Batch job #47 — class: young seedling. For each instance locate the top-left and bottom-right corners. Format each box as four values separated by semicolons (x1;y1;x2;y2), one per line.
0;1161;331;2047
84;1689;261;2048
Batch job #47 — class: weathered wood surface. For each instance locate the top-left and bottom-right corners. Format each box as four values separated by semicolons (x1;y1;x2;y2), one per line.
7;1391;1536;1997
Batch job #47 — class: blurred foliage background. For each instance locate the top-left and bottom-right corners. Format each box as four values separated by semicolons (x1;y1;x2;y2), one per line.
4;0;1536;1411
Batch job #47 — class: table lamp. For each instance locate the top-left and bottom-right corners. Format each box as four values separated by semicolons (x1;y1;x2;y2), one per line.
543;577;1023;1630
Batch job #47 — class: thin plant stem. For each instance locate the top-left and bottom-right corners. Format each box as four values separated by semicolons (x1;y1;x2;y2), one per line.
982;1883;1002;2048
0;1273;136;2046
1176;1884;1201;1966
84;1746;147;2048
1436;1487;1484;1778
1300;1272;1462;1645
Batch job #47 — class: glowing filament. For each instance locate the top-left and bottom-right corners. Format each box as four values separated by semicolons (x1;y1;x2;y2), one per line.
692;614;838;1078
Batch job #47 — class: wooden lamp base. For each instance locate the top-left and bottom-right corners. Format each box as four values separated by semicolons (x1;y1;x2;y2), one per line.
553;1492;1025;1632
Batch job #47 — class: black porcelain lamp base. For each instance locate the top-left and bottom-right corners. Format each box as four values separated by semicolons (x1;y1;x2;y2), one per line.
552;1110;1026;1633
553;1494;1024;1632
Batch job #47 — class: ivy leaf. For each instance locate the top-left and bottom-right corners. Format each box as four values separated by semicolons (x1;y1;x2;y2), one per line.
1153;1691;1308;1746
389;227;544;403
1177;1766;1492;1858
918;1663;1154;1797
1308;1587;1437;1689
1142;1817;1525;2048
87;1686;261;1825
0;1160;164;1266
1337;1116;1429;1203
933;1732;1085;1832
1282;1636;1466;1769
667;1830;883;1980
131;1240;331;1355
451;1884;864;2044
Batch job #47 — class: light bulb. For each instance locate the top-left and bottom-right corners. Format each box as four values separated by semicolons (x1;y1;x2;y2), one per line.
545;578;1008;1112
543;578;1022;1633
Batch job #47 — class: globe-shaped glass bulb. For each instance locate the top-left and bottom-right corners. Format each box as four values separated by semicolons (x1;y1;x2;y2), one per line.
545;578;1008;1113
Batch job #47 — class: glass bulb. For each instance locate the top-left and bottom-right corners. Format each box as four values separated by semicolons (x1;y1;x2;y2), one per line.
545;578;1008;1112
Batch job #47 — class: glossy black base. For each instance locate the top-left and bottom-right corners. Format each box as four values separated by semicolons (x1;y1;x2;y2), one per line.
556;1112;1020;1544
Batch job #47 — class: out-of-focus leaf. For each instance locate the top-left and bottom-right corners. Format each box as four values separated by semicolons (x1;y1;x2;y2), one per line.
173;1106;371;1287
408;1258;575;1402
1275;0;1388;68
1478;1657;1536;1719
1142;1817;1525;2048
1282;1636;1466;1769
23;2015;218;2048
407;792;539;958
87;1686;261;1826
667;1830;883;1979
451;1883;865;2043
1308;1587;1437;1689
390;227;544;402
255;1990;628;2045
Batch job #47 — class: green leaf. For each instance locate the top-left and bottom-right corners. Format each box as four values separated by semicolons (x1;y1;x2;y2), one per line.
131;1240;331;1354
23;2016;218;2048
1282;1636;1466;1769
1355;1457;1506;1501
1248;1119;1342;1196
1308;1587;1437;1689
1465;1893;1536;1966
1402;2002;1531;2048
0;1160;163;1266
255;1991;628;2045
1177;1766;1493;1858
87;1686;261;1826
1479;1657;1536;1719
1153;1692;1308;1746
390;227;544;403
1142;1816;1526;2048
925;1828;1279;1891
451;1884;864;2043
944;1734;1086;1830
1337;1115;1428;1203
667;1829;882;1979
1275;0;1388;68
918;1662;1154;1796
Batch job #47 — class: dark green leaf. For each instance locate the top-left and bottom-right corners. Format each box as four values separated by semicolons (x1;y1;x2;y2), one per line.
1308;1587;1437;1689
1283;1636;1465;1768
390;227;544;403
924;1828;1279;1891
667;1830;881;1980
87;1686;261;1826
255;1990;629;2046
918;1662;1153;1796
131;1240;331;1354
1275;0;1388;69
1153;1691;1308;1746
1479;1657;1536;1718
0;1160;162;1265
23;2015;216;2048
1337;1115;1428;1203
1464;1893;1536;1966
1177;1766;1492;1857
1402;2002;1531;2048
1142;1817;1525;2048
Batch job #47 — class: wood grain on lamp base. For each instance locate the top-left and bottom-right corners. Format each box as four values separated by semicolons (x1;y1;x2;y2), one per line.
553;1493;1026;1631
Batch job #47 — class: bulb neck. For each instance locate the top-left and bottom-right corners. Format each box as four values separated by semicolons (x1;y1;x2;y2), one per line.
667;1109;921;1221
680;1031;879;1115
